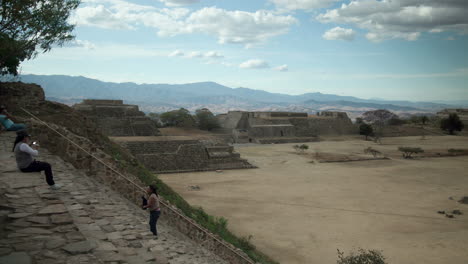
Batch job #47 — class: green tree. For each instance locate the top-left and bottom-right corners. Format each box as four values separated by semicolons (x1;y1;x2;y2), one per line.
0;0;80;75
160;108;195;127
440;113;464;135
195;108;220;131
359;123;373;140
421;115;428;125
147;112;162;127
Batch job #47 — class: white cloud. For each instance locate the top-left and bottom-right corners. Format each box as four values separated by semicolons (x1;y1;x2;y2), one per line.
169;50;184;57
239;59;270;69
158;0;199;7
323;27;355;41
71;5;134;29
72;2;297;47
271;0;340;11
184;7;298;46
168;50;224;60
187;51;203;58
204;51;223;58
274;64;289;72
63;39;96;49
316;0;468;42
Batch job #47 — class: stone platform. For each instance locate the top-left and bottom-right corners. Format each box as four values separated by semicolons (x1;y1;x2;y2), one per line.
0;132;227;264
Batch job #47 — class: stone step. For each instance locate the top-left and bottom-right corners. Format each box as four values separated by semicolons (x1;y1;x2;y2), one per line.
0;132;228;264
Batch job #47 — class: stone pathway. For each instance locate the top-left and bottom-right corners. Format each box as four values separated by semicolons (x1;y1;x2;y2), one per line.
0;132;228;264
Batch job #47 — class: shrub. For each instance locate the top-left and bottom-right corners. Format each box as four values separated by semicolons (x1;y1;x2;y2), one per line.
293;144;309;153
398;147;424;159
337;248;387;264
364;147;381;158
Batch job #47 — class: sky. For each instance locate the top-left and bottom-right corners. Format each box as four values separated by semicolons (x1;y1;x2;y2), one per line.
21;0;468;102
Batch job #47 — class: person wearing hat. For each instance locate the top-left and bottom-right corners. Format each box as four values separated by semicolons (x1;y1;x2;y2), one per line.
0;105;27;131
12;131;61;190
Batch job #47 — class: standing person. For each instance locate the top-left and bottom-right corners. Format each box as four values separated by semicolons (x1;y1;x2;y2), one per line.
143;184;161;237
0;105;26;131
12;130;61;190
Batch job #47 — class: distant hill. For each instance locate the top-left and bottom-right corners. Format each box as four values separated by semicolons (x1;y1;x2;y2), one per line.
17;74;463;118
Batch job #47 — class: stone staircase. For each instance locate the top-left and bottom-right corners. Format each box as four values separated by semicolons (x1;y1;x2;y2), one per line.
0;132;228;264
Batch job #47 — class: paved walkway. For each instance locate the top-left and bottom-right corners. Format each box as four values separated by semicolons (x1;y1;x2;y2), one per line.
0;132;228;264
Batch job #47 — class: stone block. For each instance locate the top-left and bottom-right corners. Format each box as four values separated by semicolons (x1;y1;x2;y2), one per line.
62;241;97;255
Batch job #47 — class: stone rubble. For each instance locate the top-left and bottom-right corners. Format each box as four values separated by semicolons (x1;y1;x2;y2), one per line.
0;132;228;264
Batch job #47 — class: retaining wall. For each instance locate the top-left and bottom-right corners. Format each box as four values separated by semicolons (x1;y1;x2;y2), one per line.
119;140;254;173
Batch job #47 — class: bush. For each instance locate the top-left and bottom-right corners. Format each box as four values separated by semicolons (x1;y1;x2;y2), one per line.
364;147;381;158
293;144;309;153
337;248;387;264
398;147;424;159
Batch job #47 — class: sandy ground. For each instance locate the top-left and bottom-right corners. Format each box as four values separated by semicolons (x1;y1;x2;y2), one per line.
159;136;468;264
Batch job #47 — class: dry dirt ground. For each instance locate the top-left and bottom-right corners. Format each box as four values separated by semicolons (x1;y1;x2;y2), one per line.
159;135;468;264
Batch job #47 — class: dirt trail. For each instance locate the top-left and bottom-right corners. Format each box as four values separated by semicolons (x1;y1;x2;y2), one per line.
160;136;468;264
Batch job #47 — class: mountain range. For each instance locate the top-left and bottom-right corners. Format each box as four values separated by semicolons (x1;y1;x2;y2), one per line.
16;74;466;119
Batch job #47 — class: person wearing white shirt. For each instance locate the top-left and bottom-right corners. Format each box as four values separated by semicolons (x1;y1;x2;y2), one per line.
12;130;61;190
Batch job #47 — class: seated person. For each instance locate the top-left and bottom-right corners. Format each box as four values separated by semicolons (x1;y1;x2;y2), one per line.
0;105;26;131
12;130;61;190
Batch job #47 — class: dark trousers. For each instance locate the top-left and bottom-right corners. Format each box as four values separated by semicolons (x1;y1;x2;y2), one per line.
21;161;55;186
149;210;160;235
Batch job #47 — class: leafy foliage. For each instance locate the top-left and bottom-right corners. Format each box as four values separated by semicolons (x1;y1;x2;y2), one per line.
293;144;309;153
387;117;406;126
440;113;464;135
359;123;374;140
337;248;387;264
364;147;381;158
398;146;424;159
160;108;195;127
0;0;80;75
195;108;220;131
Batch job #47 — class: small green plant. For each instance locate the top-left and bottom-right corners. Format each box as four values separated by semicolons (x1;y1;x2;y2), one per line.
337;248;387;264
293;144;309;153
364;147;381;158
398;146;424;159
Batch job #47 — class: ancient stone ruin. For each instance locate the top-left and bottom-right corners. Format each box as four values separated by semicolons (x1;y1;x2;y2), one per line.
73;99;160;136
218;111;357;143
73;99;254;173
113;137;255;173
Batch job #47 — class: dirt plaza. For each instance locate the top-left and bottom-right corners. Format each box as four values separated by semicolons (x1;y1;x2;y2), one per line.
160;136;468;264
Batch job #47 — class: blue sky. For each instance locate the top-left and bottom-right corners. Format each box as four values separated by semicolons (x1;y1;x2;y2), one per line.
21;0;468;101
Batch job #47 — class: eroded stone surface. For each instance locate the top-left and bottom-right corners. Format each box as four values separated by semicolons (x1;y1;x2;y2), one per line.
62;241;97;255
0;252;32;264
38;204;67;215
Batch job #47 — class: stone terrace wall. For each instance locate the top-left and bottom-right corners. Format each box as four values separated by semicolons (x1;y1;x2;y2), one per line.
73;99;160;137
291;116;357;136
119;140;254;173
